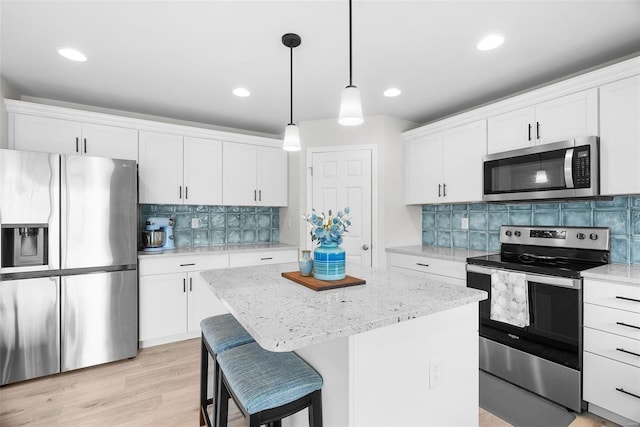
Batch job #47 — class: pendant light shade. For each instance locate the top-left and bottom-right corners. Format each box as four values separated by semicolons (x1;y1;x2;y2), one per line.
282;33;302;152
338;85;363;126
283;124;301;151
338;0;363;126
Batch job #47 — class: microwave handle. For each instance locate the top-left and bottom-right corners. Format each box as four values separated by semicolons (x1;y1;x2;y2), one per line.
564;148;574;189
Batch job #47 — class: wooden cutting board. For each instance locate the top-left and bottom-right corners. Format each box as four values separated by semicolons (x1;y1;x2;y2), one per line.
281;271;366;291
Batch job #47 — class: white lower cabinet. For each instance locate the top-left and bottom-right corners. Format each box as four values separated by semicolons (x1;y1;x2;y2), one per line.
386;252;466;286
138;249;297;347
583;278;640;424
138;253;229;347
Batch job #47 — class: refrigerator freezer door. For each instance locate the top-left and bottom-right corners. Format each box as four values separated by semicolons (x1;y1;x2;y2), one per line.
0;277;60;385
61;270;138;372
0;149;60;274
61;155;137;270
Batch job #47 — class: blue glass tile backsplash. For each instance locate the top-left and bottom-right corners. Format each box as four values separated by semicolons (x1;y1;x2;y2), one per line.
139;205;280;248
422;196;640;264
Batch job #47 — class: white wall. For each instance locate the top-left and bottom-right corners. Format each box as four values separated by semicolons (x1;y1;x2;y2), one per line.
279;115;422;268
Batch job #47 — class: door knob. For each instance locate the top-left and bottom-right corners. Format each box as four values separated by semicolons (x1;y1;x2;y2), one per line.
362;244;369;250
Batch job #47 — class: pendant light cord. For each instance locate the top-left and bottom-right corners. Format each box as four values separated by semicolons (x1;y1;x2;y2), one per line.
348;0;353;87
290;45;294;125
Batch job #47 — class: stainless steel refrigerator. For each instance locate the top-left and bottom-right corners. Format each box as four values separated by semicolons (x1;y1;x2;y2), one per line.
0;149;138;385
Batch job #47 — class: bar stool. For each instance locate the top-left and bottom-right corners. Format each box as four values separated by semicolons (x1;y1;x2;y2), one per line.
216;342;323;427
200;314;255;427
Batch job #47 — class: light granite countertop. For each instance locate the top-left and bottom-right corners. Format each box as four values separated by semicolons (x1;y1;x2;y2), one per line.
200;262;487;352
137;243;297;258
386;245;493;262
582;263;640;285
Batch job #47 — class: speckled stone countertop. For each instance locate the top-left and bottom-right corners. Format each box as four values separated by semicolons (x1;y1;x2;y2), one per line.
138;243;297;258
200;262;487;352
582;264;640;285
386;245;493;262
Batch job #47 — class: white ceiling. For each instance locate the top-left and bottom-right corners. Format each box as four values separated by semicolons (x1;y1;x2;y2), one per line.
1;0;639;136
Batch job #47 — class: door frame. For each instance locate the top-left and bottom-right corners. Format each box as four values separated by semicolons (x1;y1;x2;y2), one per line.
305;145;378;267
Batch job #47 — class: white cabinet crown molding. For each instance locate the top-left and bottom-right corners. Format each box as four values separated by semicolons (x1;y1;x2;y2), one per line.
403;55;640;141
5;99;282;148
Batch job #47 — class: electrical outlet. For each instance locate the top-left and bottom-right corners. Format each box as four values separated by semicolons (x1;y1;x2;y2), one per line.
191;218;200;229
429;357;442;389
461;218;469;230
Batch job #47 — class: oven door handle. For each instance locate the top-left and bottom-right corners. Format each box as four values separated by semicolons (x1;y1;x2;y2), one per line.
466;264;581;289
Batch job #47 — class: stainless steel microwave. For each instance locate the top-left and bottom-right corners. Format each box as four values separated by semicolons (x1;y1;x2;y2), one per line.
483;136;599;202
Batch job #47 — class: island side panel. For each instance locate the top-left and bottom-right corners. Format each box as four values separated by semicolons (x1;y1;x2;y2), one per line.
350;303;479;426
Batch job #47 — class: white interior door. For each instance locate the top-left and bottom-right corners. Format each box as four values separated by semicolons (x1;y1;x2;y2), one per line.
311;149;372;266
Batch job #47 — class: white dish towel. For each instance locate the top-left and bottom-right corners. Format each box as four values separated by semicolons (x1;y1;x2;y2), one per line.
490;269;530;328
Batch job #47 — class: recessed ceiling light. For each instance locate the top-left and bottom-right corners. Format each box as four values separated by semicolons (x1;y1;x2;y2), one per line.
233;87;251;97
58;48;87;62
477;34;504;51
383;88;402;97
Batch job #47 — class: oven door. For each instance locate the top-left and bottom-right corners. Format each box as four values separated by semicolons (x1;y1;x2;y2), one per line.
466;264;582;368
482;136;598;202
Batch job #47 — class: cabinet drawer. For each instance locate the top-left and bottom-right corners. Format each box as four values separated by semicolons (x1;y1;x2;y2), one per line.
584;279;640;313
584;303;640;340
386;252;466;280
139;253;229;276
583;352;640;423
584;327;640;368
229;249;297;268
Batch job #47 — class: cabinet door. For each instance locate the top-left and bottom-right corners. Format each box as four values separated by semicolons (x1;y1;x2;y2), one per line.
257;146;288;206
487;107;535;154
443;120;487;203
535;88;598;144
187;272;228;332
139;273;187;341
81;123;138;161
183;137;223;205
599;76;640;196
14;114;81;155
405;133;443;205
222;142;258;206
138;131;184;204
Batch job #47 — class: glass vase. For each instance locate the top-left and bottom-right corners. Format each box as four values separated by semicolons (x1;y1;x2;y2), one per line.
313;241;345;281
299;250;313;276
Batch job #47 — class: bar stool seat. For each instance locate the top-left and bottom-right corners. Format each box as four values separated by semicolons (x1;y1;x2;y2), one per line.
217;342;323;427
200;314;255;426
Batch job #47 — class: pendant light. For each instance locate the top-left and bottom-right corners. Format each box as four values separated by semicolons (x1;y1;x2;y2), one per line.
338;0;363;126
282;33;302;151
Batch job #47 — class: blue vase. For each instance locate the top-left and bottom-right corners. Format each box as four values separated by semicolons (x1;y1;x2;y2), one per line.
313;241;345;281
299;250;314;276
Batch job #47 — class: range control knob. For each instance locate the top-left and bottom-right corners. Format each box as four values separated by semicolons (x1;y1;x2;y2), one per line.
514;231;522;237
505;230;513;236
590;233;598;240
577;233;586;240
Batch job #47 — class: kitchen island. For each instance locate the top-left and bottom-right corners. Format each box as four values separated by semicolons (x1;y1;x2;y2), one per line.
201;262;487;426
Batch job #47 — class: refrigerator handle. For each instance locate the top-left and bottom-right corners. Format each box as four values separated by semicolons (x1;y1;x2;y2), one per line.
189;277;192;292
183;278;186;293
83;138;87;154
75;137;79;153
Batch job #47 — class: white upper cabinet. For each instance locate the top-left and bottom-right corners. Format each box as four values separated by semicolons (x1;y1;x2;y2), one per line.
405;120;486;205
405;133;443;205
487;88;598;154
13;114;138;160
599;75;640;196
442;120;487;203
138;131;223;205
183;137;223;206
223;142;288;206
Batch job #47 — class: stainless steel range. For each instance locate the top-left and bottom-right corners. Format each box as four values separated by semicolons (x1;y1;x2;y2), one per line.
466;225;610;412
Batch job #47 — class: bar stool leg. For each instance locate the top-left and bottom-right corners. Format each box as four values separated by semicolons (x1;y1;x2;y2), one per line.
309;390;323;427
217;370;229;427
200;337;208;426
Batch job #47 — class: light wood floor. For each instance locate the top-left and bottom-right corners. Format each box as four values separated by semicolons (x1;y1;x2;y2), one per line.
0;338;619;426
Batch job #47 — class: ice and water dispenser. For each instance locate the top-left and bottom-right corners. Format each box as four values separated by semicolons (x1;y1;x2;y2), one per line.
1;224;49;268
